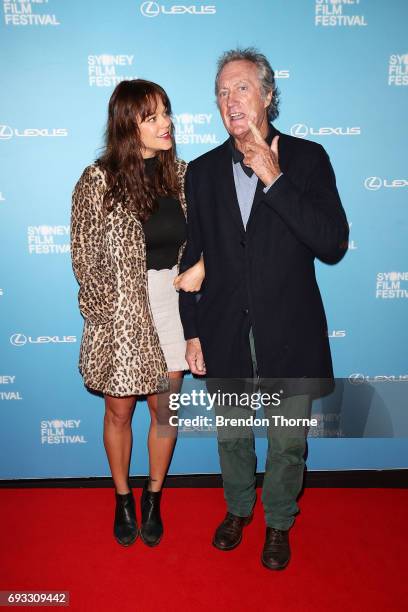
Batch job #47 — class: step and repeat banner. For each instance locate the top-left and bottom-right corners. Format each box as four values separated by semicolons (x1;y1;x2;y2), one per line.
0;0;407;479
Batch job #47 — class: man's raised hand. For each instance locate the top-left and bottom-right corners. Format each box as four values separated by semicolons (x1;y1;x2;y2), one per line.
242;120;281;186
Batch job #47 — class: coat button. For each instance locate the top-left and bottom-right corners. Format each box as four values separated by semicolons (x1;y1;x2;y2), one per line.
240;239;246;247
242;308;249;315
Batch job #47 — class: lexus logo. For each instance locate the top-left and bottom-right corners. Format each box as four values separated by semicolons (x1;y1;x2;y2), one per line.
140;2;216;16
364;176;382;191
349;373;408;384
348;373;365;385
290;123;308;138
364;177;408;190
10;334;27;346
10;334;77;346
140;1;160;17
0;125;13;140
290;124;360;137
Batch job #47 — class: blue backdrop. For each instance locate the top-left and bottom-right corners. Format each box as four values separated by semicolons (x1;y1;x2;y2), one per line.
1;0;407;479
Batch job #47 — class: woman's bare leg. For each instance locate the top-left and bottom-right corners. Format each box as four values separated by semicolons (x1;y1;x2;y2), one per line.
146;371;183;492
103;394;136;494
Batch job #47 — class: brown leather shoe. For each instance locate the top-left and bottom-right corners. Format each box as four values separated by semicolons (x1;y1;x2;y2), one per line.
261;527;290;570
212;511;253;551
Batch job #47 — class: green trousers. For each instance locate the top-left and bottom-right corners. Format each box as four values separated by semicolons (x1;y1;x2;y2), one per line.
216;328;311;530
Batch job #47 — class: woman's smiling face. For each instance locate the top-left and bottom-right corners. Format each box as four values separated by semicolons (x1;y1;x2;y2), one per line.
138;96;173;158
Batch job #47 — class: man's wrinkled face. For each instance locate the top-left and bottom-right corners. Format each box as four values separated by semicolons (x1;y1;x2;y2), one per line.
216;60;272;139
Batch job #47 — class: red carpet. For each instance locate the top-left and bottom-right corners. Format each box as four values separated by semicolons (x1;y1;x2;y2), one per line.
0;488;406;611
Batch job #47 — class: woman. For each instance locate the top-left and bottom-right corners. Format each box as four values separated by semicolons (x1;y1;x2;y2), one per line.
71;79;204;547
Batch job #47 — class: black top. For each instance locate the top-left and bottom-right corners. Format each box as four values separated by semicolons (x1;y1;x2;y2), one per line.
142;157;186;271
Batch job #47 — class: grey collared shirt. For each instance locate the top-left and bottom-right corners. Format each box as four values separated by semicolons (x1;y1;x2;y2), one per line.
232;160;282;229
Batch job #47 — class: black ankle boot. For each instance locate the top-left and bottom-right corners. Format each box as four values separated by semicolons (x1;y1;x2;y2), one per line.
114;490;138;546
140;480;163;547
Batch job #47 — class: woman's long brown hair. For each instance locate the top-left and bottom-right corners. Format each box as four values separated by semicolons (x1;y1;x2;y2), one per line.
97;79;178;221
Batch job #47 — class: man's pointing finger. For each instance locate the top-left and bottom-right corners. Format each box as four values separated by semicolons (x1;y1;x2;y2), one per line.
248;120;265;145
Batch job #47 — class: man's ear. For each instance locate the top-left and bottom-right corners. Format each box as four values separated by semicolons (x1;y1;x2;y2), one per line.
263;91;273;109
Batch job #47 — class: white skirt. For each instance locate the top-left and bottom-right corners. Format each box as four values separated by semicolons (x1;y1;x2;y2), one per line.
147;265;188;372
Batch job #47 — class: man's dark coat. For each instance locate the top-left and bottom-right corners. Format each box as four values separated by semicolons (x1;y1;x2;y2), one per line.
179;124;349;395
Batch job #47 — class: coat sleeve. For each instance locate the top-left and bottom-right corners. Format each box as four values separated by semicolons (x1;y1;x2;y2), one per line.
70;165;117;324
262;144;349;264
178;163;203;340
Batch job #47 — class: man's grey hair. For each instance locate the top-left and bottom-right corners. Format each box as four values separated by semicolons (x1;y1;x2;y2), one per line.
215;47;280;121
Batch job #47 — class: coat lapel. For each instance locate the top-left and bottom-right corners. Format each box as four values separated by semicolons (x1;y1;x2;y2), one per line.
175;158;188;219
246;124;281;231
217;140;246;235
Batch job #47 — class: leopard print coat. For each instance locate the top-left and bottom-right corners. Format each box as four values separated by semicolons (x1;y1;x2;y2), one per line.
70;159;188;397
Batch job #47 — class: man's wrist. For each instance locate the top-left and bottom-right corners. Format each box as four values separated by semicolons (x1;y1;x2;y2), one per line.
263;172;283;192
187;337;200;344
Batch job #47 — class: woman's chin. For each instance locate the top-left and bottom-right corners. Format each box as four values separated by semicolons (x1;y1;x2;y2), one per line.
157;141;173;152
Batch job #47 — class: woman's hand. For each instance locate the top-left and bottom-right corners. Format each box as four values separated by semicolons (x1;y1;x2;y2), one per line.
173;256;205;292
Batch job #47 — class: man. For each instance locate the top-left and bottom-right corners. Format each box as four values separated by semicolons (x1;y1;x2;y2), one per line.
178;48;349;570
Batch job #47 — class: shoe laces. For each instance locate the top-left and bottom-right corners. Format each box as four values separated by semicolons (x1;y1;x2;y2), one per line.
222;513;244;535
265;528;286;549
